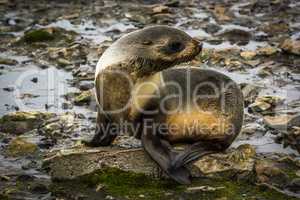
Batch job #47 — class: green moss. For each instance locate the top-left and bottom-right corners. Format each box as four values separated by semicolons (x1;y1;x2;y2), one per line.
0;57;18;65
50;167;299;200
0;111;52;122
23;29;55;43
0;194;9;200
0;111;55;134
74;90;92;105
6;137;38;157
17;27;76;46
79;168;184;199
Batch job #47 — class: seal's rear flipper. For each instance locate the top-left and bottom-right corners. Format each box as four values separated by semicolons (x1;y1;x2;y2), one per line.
83;111;116;147
141;128;191;184
171;141;223;170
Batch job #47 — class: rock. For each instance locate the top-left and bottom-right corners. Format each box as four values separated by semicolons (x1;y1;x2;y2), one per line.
30;77;38;83
6;137;38;157
242;123;265;135
151;5;170;14
22;29;55;43
280;39;300;55
212;5;232;22
48;44;87;64
218;29;251;44
0;57;18;65
164;0;179;7
224;58;242;71
286;178;300;193
58;13;80;20
257;46;279;56
262;21;289;35
0;0;8;5
255;160;289;187
203;23;221;34
18;93;40;99
0;111;55;134
74;90;92;105
263;115;295;131
57;58;72;67
186;185;225;192
249;101;271;112
257;61;281;78
3;86;15;92
72;65;94;78
19;27;76;44
240;51;256;60
43;144;256;180
113;135;142;148
257;66;273;77
61;102;73;110
38;113;76;139
79;81;94;91
249;96;284;113
280;127;300;153
192;144;255;176
266;114;300;153
240;83;261;105
258;96;284;106
105;195;115;200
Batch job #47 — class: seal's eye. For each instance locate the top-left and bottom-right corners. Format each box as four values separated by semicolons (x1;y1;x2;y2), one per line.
168;42;184;53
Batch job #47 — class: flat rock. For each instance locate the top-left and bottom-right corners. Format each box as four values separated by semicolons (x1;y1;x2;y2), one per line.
264;114;300;131
281;39;300;55
43;144;256;180
6;137;38;157
0;111;55;134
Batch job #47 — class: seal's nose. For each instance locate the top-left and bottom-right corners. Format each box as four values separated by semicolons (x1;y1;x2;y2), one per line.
198;43;203;52
192;38;203;52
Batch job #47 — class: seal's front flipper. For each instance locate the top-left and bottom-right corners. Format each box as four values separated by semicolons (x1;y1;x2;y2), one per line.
141;128;191;184
83;111;116;147
171;141;218;170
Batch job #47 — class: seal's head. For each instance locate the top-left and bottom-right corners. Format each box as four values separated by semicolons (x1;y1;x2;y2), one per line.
97;25;202;76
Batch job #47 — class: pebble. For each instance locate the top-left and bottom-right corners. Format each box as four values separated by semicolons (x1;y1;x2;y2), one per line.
3;86;15;92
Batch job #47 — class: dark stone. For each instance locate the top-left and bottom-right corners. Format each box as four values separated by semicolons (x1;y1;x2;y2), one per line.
31;77;38;83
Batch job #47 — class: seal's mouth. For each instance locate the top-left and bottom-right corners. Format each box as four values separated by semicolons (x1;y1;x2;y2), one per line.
174;38;203;65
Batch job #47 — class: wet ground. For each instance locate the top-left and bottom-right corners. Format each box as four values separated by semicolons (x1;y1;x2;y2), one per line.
0;0;300;199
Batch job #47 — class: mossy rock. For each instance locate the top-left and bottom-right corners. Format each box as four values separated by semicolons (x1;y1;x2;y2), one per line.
50;167;299;200
0;57;18;65
0;111;55;134
6;137;38;157
74;90;92;105
18;27;77;45
23;29;55;43
44;145;300;199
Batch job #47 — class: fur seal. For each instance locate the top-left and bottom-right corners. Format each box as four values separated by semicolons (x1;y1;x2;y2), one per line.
87;25;244;184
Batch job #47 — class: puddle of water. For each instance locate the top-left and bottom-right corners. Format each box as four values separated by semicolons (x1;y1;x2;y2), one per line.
0;64;78;116
217;24;255;34
185;29;211;38
0;53;97;117
46;19;135;44
203;40;268;51
232;134;298;154
291;31;300;40
231;2;252;18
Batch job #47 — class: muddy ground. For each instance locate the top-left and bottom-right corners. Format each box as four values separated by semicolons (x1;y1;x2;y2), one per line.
0;0;300;199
